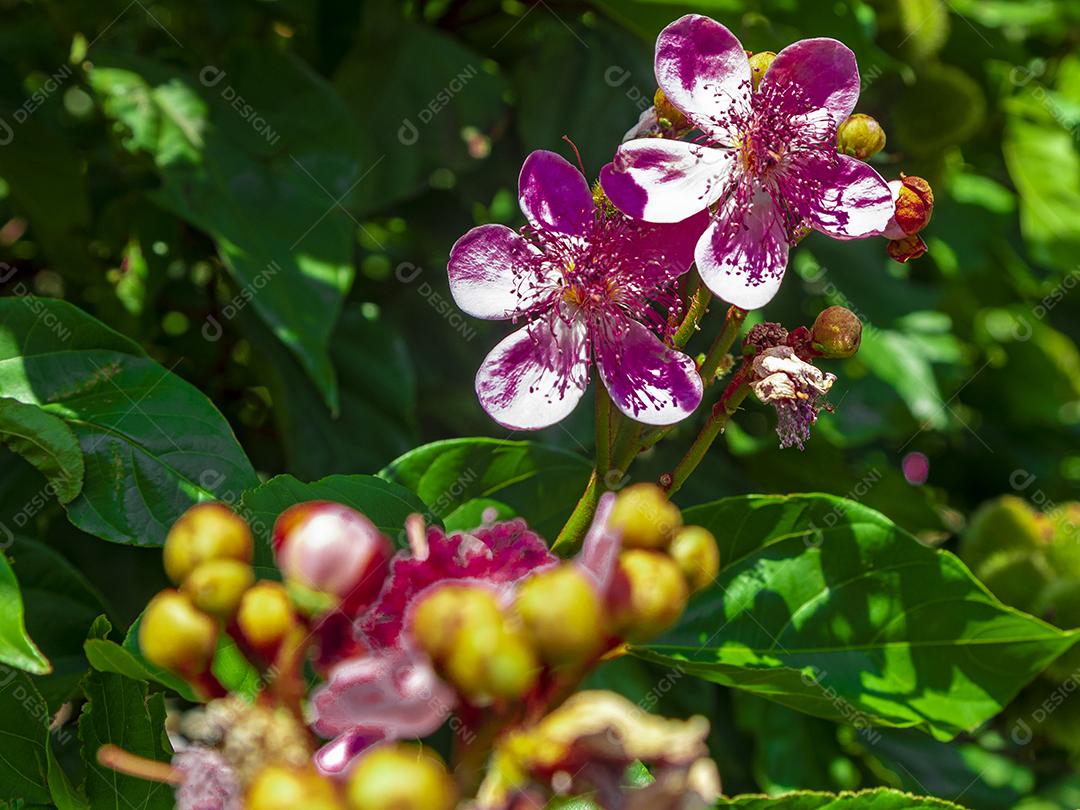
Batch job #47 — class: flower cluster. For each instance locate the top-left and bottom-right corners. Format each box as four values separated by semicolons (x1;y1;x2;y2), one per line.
109;482;722;809
449;13;927;455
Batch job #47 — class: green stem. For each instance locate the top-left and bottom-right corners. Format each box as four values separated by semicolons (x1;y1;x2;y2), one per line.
664;377;752;497
552;470;600;553
673;279;712;349
699;305;747;384
595;384;612;478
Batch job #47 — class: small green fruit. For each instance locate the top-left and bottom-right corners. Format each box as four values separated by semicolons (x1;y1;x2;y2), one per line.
163;503;253;585
139;589;217;676
346;744;457;810
669;526;721;593
609;484;682;550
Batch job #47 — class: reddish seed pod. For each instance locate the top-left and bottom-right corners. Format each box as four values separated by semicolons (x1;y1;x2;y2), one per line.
273;502;392;614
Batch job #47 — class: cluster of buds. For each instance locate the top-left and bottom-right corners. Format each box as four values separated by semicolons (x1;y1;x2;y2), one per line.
734;307;863;450
112;486;721;809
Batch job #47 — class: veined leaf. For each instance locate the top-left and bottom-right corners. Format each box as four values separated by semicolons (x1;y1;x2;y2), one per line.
631;494;1077;741
0;297;258;546
716;788;965;809
0;397;83;503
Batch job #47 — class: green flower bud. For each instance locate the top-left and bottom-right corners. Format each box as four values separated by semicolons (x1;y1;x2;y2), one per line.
346;744;457;810
837;113;886;160
609;483;683;550
247;765;345;810
515;565;605;665
164;502;253;586
182;559;254;619
669;526;720;593
139;589;218;676
748;51;776;90
811;306;863;359
611;550;688;642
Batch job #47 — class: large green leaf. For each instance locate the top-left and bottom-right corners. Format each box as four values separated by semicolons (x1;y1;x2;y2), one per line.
0;297;258;546
79;668;173;810
87;50;359;409
631;494;1077;741
239;474;430;571
0;396;83;503
11;536;107;705
0;669;59;805
379;438;592;539
716;788;964;809
0;549;50;675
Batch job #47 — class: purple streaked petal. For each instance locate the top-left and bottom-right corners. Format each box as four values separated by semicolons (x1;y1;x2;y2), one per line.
595;317;703;426
448;224;549;320
654;14;750;141
759;38;860;140
519;150;595;237
310;646;454;741
790;152;894;239
696;190;790;310
601;140;735;223
629;210;712;281
475;314;589;430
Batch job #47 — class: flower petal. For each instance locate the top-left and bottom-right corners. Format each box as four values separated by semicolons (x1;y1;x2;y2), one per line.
630;210;712;281
576;492;620;596
760;38;860;139
696;189;790;310
475;315;589;430
314;730;384;777
790;153;894;239
448;224;550;320
310;646;454;741
519;150;595;237
654;14;750;140
595;317;702;426
601;139;735;223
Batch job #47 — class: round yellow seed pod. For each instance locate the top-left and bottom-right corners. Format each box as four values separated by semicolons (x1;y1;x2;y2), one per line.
163;502;253;585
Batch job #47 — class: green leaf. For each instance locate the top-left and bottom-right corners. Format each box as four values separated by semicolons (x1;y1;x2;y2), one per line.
87;50;360;409
0;549;50;675
0;296;258;546
0;397;83;503
79;668;173;810
0;669;63;806
857;330;948;430
715;788;965;809
631;494;1077;741
11;536;108;705
379;438;592;539
239;473;430;570
243;306;418;479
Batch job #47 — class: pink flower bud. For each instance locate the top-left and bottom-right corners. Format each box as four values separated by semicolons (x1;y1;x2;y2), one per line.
273;502;391;614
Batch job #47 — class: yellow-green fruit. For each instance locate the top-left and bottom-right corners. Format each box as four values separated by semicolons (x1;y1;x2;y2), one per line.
960;496;1051;612
669;526;720;593
247;765;345;810
609;484;683;550
612;550;688;642
138;589;217;675
483;629;540;700
748;51;776;90
411;584;502;661
237;582;297;649
1047;503;1080;578
443;613;506;703
515;566;604;664
163;502;253;585
346;744;457;810
182;559;254;619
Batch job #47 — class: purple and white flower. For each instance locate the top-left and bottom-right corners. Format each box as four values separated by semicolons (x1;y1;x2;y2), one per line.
448;150;708;430
601;14;894;310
